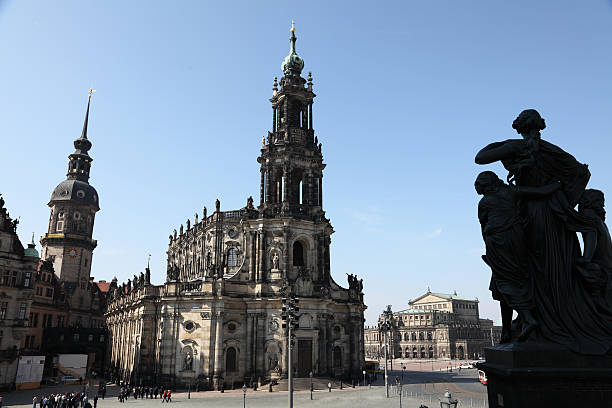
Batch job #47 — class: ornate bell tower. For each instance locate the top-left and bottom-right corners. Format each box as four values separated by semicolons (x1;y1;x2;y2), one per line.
41;90;100;290
258;22;325;220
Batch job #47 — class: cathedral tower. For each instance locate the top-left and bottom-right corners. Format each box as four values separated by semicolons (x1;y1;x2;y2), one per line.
41;90;100;290
258;22;325;220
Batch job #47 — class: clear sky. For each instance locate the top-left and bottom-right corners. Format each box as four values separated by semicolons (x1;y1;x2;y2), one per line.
1;1;611;325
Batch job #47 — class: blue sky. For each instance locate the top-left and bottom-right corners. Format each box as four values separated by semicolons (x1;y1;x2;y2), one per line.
1;1;611;325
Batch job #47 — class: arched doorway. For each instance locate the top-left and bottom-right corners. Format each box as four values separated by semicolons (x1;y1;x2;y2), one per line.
428;346;434;359
412;347;417;358
226;347;237;372
333;346;342;368
420;347;426;358
457;345;464;360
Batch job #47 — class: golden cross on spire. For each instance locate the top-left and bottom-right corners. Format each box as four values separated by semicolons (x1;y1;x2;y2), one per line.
291;20;295;33
88;88;96;98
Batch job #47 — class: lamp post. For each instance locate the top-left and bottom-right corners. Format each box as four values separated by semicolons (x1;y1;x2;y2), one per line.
362;369;366;387
399;383;403;408
440;389;458;408
379;305;393;399
242;384;247;408
281;296;300;408
401;365;405;383
309;371;313;400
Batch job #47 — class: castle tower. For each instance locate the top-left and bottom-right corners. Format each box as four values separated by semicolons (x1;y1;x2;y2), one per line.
41;90;100;290
259;22;325;219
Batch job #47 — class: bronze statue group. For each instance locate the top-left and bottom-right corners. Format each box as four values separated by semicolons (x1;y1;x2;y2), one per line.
475;109;612;354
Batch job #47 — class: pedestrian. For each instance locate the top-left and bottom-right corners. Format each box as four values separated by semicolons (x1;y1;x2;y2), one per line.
166;390;171;403
328;382;332;392
93;396;98;408
33;396;38;408
161;390;166;403
0;395;3;408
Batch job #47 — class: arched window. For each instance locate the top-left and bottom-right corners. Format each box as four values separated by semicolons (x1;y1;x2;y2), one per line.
404;333;409;341
427;332;432;341
411;332;417;341
420;347;426;358
428;346;434;358
412;347;417;358
404;348;410;358
226;347;237;372
333;346;342;368
293;241;305;266
419;332;424;340
299;180;303;204
227;248;238;267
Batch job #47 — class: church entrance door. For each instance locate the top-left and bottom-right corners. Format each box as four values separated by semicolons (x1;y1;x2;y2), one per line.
297;339;312;377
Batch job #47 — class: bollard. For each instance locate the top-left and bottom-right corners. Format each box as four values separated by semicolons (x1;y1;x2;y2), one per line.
340;381;343;390
269;383;272;392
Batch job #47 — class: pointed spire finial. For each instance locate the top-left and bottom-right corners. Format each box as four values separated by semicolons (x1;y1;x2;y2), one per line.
31;232;35;245
291;20;295;34
79;88;95;141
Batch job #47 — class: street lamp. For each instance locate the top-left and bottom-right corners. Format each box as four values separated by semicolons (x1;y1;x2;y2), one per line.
401;365;405;383
242;384;247;408
399;383;403;408
281;296;300;408
379;305;393;399
362;369;366;387
309;371;313;400
440;389;458;408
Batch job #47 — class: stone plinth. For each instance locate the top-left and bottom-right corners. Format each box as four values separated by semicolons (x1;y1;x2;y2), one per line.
481;343;612;408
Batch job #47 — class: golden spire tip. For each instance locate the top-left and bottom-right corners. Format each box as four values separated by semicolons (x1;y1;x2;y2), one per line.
291;20;295;33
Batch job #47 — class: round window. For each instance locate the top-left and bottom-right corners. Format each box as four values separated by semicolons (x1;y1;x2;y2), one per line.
184;321;195;332
228;323;237;332
74;212;81;220
228;229;237;238
76;190;85;198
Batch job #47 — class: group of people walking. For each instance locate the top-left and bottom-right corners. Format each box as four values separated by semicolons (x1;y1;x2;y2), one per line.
117;386;171;403
32;392;100;408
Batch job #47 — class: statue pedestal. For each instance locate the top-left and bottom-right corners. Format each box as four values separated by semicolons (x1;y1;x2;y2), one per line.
481;343;612;408
269;268;283;280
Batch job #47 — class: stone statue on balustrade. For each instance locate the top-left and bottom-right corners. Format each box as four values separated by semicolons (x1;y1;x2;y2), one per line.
475;109;612;355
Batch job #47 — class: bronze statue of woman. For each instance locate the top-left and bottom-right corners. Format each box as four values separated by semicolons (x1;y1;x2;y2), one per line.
475;109;612;355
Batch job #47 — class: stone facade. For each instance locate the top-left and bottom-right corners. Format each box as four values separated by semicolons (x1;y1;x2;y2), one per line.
364;291;502;361
0;196;37;387
105;29;366;390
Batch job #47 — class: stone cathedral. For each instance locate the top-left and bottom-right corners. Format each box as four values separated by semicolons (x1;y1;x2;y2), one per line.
105;26;366;390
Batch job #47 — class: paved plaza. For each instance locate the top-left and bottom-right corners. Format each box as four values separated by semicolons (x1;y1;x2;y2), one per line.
0;361;489;408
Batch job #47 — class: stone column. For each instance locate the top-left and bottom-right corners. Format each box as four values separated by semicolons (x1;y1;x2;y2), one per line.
249;232;256;281
258;231;265;282
255;314;265;377
213;311;224;389
251;313;257;376
260;169;265;206
319;175;323;208
245;313;253;376
308;103;313;129
282;166;289;205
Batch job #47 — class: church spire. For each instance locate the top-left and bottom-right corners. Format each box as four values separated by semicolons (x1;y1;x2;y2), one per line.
281;21;304;77
80;89;94;141
67;89;95;181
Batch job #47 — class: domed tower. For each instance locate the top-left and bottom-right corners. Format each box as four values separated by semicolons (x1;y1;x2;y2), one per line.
41;91;100;288
259;21;325;220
